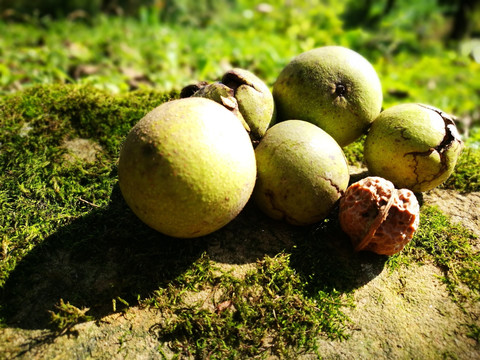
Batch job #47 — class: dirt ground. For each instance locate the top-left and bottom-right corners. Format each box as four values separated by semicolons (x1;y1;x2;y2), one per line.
1;188;479;360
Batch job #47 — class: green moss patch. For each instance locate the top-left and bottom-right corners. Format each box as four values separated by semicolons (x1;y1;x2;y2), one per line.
441;147;480;193
389;205;479;305
144;253;351;358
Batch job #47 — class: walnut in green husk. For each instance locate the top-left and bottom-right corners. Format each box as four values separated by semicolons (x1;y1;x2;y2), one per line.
181;68;275;140
253;120;349;225
118;97;256;238
222;68;276;140
273;46;383;147
191;82;250;132
364;103;463;192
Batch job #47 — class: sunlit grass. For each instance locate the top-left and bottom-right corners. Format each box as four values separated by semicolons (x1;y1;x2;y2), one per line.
1;10;479;136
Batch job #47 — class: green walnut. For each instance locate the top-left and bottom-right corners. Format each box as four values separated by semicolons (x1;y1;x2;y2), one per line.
253;120;350;225
118;97;257;238
182;68;275;141
364;103;463;192
222;68;276;140
273;46;383;147
191;82;251;131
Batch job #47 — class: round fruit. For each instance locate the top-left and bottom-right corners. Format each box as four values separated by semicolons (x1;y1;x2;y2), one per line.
222;68;276;140
118;97;257;238
253;120;350;225
182;68;276;141
273;46;383;147
364;103;463;192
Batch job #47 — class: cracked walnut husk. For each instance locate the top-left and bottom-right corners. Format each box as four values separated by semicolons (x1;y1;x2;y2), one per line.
181;68;276;141
364;103;463;192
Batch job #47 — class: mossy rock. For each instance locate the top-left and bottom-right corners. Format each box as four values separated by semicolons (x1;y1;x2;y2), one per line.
0;84;479;359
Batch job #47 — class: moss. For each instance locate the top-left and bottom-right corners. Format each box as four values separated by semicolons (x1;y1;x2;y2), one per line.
441;147;480;193
466;324;480;343
0;84;177;288
387;205;479;346
48;299;93;335
144;253;351;359
1;84;178;155
388;205;479;304
343;135;365;167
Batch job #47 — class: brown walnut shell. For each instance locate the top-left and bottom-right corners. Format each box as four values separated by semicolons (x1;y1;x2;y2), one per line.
339;176;420;255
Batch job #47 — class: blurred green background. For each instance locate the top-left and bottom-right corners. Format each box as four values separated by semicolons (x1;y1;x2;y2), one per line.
1;0;479;138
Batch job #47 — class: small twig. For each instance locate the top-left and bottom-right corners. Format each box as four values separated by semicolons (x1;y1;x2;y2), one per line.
78;197;100;208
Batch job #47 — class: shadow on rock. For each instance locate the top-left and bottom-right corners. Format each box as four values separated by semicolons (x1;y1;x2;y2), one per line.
204;200;305;264
1;185;209;330
290;206;388;294
1;186;385;330
1;184;303;330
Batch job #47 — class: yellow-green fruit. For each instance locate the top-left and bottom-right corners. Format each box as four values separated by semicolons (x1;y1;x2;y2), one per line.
253;120;350;225
222;68;276;140
118;97;257;238
273;46;382;147
364;103;463;192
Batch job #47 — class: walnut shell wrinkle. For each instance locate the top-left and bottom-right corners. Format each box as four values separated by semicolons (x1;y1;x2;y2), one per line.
339;176;420;255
